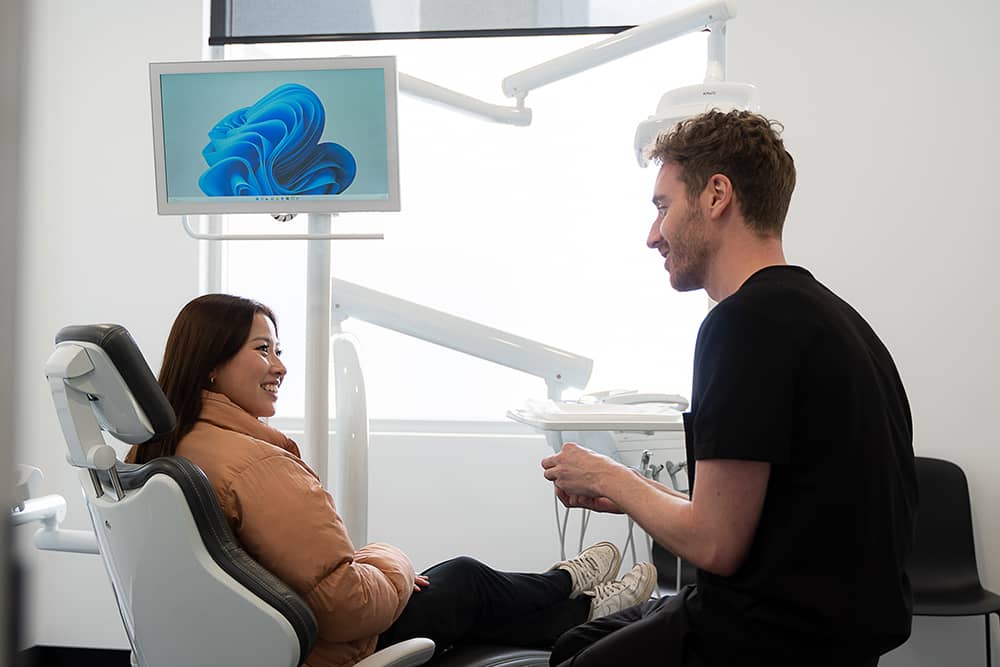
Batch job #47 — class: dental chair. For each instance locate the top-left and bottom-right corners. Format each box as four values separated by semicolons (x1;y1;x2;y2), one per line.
43;323;549;667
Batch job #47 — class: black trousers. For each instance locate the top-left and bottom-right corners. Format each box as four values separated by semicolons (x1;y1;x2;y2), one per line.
550;591;882;667
551;595;689;667
377;556;591;656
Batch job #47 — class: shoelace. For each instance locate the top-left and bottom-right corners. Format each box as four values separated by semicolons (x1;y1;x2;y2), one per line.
573;553;604;576
591;578;629;597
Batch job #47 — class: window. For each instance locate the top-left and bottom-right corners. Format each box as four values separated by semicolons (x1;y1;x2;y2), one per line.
218;32;710;421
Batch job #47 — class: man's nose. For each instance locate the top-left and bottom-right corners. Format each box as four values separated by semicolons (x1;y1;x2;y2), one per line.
647;218;663;249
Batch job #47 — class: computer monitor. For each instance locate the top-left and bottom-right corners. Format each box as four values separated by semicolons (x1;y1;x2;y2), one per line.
150;56;400;215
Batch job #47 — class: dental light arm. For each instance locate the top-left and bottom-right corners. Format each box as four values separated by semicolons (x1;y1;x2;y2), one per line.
326;278;592;548
398;0;734;126
399;72;533;126
500;0;732;101
330;278;592;398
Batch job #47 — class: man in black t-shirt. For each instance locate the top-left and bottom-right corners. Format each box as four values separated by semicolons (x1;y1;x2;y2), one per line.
541;111;916;667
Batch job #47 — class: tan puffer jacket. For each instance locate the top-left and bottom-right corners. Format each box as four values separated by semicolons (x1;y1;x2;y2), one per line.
163;391;415;666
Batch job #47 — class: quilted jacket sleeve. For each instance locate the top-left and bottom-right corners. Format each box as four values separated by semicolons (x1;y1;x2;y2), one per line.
225;453;415;642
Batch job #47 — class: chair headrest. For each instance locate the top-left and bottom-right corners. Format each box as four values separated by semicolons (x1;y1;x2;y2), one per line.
54;324;175;443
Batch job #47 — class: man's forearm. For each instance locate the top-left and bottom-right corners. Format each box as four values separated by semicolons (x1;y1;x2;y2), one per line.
637;471;689;499
599;465;705;568
599;459;769;577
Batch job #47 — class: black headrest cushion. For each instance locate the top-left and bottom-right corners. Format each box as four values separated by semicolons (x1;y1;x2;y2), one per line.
55;324;176;441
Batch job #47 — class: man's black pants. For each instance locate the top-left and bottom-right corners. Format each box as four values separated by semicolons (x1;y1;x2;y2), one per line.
550;590;882;667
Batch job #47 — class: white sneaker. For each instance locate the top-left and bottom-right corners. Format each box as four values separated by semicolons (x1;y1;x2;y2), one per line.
550;541;622;598
588;562;658;620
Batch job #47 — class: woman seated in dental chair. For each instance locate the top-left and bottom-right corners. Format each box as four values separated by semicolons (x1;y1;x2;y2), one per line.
127;293;657;667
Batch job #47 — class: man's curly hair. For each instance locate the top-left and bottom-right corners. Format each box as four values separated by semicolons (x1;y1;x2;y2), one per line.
647;110;796;238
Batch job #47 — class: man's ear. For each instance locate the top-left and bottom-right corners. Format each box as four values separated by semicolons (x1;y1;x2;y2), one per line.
703;173;734;219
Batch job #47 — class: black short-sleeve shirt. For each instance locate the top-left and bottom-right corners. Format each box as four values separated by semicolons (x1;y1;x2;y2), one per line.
682;266;917;666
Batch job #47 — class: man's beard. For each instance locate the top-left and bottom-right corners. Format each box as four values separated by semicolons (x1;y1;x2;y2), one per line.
667;208;713;292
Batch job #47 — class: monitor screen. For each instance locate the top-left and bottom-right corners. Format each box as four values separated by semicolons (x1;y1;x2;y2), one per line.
150;56;400;215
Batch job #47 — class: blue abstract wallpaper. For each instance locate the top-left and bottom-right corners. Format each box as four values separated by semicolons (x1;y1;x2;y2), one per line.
159;67;389;202
199;83;357;197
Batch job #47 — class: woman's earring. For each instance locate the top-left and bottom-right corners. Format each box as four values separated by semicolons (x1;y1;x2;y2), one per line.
209;375;216;385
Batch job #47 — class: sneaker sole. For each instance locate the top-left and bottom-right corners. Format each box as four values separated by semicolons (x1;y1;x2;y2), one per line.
633;562;658;602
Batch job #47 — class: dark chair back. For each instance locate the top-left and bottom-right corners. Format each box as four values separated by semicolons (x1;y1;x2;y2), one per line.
910;457;983;597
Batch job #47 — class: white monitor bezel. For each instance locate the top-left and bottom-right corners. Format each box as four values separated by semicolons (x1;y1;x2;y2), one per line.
149;56;400;216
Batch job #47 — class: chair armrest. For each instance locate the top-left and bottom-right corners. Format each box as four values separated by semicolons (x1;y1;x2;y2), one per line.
354;638;435;667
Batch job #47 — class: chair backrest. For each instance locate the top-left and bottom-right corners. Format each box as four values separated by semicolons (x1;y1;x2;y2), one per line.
45;324;318;667
908;456;984;596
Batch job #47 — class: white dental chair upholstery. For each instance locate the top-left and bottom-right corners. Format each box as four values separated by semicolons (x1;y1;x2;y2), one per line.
44;323;434;667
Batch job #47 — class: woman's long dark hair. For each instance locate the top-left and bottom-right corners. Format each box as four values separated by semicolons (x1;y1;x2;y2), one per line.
132;294;277;464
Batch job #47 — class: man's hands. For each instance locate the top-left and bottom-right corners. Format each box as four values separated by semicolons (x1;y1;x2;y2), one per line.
554;488;625;513
543;442;771;577
541;443;626;514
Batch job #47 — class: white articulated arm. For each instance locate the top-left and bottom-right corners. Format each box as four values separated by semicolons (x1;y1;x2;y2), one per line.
501;0;733;101
399;0;735;127
10;465;99;555
331;278;593;395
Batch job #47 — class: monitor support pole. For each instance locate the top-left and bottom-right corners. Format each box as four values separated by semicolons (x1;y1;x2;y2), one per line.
305;214;333;493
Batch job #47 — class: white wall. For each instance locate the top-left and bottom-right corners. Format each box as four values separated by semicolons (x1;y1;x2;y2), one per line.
13;0;203;650
13;0;999;663
727;1;1000;664
3;2;26;661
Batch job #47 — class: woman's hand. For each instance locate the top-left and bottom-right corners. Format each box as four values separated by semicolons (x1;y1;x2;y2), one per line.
413;575;430;592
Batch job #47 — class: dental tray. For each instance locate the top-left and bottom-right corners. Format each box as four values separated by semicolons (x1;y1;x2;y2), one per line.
507;399;684;432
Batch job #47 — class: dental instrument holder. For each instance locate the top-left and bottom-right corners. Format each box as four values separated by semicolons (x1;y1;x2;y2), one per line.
182;213;594;549
507;399;686;571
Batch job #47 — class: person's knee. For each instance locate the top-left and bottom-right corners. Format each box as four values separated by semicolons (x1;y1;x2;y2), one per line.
427;555;488;584
549;625;587;666
448;555;483;569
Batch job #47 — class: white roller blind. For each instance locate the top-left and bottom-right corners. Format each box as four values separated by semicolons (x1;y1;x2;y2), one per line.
212;0;701;43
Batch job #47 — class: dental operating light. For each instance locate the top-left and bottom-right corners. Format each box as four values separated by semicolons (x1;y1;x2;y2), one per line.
397;0;759;166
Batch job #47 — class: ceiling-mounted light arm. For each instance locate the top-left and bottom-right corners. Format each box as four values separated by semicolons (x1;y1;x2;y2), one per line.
705;20;727;82
500;0;733;102
398;72;532;126
398;0;734;127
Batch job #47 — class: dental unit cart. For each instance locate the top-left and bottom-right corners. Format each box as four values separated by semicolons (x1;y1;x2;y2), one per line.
507;391;688;587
